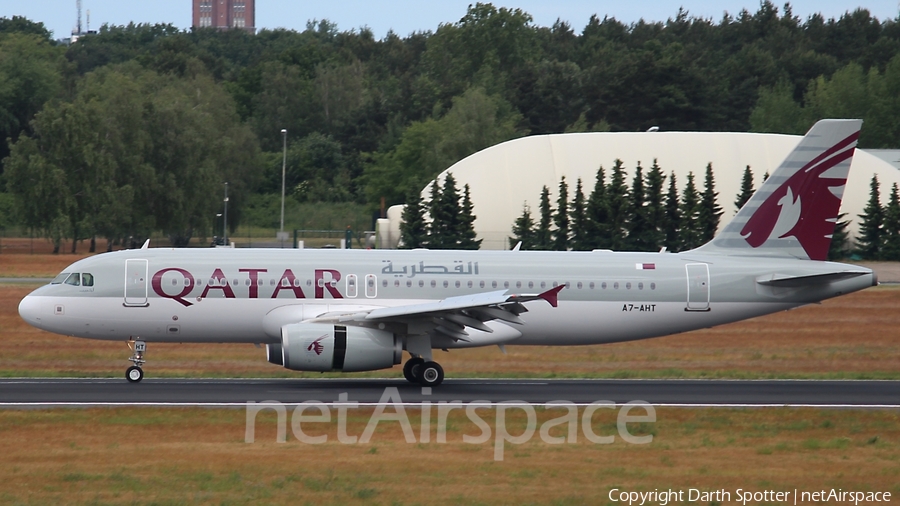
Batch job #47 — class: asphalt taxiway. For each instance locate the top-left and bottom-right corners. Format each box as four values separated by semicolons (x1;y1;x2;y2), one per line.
0;378;897;407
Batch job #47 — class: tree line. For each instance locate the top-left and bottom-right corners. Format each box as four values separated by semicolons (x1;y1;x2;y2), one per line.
856;175;900;260
1;3;899;249
507;160;724;253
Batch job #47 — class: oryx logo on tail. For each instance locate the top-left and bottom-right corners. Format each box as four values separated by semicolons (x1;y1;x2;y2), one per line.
700;120;862;261
740;130;858;260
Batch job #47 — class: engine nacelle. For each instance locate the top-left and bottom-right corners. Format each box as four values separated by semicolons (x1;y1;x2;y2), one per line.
280;323;402;372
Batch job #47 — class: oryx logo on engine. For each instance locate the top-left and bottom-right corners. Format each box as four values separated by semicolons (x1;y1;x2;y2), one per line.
307;335;328;356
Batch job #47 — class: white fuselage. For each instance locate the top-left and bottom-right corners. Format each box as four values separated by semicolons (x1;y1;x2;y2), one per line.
17;248;876;348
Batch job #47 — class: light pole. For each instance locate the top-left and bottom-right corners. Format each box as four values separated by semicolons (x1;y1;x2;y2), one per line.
223;182;229;246
280;128;287;235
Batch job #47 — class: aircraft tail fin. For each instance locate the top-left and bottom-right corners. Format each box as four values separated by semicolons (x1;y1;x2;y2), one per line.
696;119;862;260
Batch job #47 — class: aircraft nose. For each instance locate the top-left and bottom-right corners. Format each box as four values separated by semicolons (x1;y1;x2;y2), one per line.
18;295;44;329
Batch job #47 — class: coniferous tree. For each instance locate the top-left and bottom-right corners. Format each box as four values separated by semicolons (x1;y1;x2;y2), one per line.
762;171;770;182
680;172;701;250
426;180;443;248
399;187;428;249
534;185;553;250
698;163;723;244
664;172;680;251
586;166;610;249
428;174;464;249
644;159;666;250
828;213;851;260
606;159;630;250
510;203;535;250
856;175;883;259
570;178;589;250
457;183;482;250
553;176;569;250
735;165;754;212
627;163;652;250
882;183;900;261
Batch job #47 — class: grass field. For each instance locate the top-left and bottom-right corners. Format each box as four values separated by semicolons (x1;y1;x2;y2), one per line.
0;407;897;505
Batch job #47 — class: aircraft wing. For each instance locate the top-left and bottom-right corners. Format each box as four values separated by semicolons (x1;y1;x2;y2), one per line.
308;285;564;342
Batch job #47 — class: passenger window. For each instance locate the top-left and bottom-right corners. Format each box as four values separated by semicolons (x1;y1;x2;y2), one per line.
64;273;81;286
443;280;448;288
81;273;94;287
51;273;70;285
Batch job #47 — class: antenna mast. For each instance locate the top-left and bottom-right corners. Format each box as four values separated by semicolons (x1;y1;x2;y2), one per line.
76;0;82;35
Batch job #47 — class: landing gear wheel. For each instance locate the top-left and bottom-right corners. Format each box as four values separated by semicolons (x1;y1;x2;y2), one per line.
418;361;444;386
403;357;425;383
126;339;147;383
126;366;143;383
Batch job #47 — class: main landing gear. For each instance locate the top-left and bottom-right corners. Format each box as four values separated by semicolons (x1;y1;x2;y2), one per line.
126;339;146;383
403;357;444;386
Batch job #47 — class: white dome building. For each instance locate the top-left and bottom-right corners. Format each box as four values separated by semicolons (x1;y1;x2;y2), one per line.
380;131;900;250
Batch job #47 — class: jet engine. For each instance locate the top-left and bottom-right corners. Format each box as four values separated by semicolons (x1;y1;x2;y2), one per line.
271;323;402;372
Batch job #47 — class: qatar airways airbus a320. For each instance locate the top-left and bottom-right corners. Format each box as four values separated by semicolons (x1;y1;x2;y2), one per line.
18;119;875;386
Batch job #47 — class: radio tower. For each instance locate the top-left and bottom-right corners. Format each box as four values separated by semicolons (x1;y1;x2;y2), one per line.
76;0;82;35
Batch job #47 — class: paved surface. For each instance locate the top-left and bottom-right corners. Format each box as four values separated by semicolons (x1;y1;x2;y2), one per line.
1;378;898;407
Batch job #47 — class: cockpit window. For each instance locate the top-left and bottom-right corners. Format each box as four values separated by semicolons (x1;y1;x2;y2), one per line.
64;273;81;286
81;273;94;287
51;273;70;285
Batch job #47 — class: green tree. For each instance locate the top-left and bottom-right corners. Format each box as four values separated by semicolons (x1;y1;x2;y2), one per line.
606;159;630;250
570;178;589;250
5;62;262;249
509;203;535;250
534;186;553;250
627;163;653;251
399;188;427;249
457;183;482;249
735;165;755;211
585;166;610;249
881;183;900;261
0;33;65;164
363;86;524;207
553;176;569;250
698;163;723;244
855;175;882;259
664;172;680;251
679;172;701;250
428;173;464;249
644;159;667;251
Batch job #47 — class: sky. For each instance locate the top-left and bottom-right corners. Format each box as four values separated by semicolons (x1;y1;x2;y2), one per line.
2;0;899;40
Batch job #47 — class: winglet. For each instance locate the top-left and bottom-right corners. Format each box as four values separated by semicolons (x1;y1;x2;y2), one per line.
538;285;565;308
140;239;150;250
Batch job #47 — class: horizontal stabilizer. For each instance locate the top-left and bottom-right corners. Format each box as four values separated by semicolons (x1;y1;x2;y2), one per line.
756;271;871;288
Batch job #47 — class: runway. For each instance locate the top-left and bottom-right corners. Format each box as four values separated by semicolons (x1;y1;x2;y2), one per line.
1;378;898;407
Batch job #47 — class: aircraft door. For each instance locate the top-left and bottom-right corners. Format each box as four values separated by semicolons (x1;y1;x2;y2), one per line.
685;263;710;311
124;259;149;307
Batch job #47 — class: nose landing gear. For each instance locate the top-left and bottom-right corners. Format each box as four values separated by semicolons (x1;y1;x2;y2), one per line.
126;340;146;383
